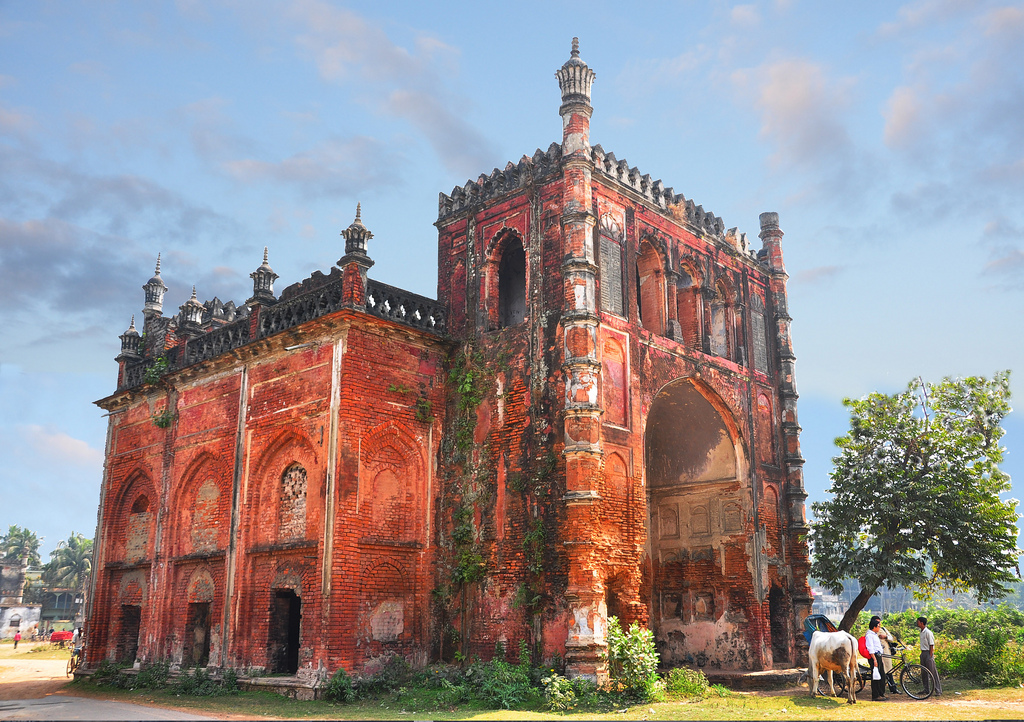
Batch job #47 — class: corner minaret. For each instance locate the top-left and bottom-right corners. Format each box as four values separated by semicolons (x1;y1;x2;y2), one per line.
142;254;167;328
556;38;607;683
758;212;810;613
338;203;375;309
555;37;596;161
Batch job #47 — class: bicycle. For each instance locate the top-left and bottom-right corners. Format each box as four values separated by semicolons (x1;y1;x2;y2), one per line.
832;644;936;700
67;646;83;677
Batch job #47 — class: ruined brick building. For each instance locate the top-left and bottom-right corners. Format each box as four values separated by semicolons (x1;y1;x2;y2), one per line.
88;41;812;681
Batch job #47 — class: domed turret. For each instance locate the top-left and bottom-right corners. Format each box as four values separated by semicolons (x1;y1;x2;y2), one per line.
339;202;374;263
248;247;279;306
143;254;167;317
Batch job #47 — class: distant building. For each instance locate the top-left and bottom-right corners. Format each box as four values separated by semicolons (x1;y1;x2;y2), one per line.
87;41;811;680
1;562;41;639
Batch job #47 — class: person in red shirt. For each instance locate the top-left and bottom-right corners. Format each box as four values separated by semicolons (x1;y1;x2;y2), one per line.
13;631;21;650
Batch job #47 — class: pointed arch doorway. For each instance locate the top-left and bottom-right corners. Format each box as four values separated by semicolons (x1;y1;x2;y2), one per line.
644;379;746;667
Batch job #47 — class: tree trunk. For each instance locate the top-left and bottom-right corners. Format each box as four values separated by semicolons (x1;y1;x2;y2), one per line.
839;585;877;631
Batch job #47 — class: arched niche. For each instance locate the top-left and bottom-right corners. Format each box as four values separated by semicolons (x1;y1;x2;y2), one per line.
644;379;750;669
171;452;230;556
498;236;526;327
110;472;157;564
645;381;736;490
246;430;319;546
636;240;666;335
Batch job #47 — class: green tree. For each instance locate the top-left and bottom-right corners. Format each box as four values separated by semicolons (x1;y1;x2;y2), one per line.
44;533;93;592
809;372;1021;631
2;525;41;567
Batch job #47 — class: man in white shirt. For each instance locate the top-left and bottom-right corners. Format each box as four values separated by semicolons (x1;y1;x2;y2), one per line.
917;616;941;696
866;617;887;700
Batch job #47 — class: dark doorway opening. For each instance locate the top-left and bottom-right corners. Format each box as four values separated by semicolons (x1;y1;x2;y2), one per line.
498;239;526;327
118;604;141;663
183;602;211;668
768;586;790;666
268;589;301;674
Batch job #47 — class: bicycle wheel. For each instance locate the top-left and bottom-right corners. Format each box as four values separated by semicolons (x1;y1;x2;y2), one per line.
823;671;847;696
900;663;935;700
66;655;74;677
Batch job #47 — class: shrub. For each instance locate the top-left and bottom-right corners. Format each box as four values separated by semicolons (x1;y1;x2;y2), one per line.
473;658;533;709
174;667;237;696
986;641;1024;687
462;641;536;710
354;654;412;698
435;678;472;709
321;667;355;703
134;660;170;689
607;617;663;702
664;666;710;698
91;660;132;688
541;672;577;712
935;638;990;682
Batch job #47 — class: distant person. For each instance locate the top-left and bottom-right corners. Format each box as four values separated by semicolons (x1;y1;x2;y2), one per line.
917;616;942;696
13;631;20;650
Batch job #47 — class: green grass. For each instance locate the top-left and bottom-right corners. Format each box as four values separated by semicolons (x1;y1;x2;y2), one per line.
65;676;1024;721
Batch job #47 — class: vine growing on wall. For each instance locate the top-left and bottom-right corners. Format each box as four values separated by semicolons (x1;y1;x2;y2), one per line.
435;344;490;662
143;356;169;385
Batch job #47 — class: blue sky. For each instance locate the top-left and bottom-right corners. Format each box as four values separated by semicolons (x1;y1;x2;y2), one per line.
1;0;1022;562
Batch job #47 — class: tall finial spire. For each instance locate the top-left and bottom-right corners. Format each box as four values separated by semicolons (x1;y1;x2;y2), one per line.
118;314;142;359
340;202;373;260
249;246;279;306
143;252;168;318
179;284;205;334
556;36;596;116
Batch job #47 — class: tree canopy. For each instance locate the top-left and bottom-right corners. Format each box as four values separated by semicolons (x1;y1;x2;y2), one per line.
809;372;1021;630
43;532;93;593
2;525;41;567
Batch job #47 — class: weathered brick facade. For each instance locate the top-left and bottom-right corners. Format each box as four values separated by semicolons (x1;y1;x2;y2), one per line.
88;41;811;681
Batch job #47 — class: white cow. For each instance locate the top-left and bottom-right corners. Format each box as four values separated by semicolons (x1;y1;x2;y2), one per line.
807;629;859;704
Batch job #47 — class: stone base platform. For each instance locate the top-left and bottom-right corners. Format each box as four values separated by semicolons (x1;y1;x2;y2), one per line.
703;667;804;690
239;675;317;701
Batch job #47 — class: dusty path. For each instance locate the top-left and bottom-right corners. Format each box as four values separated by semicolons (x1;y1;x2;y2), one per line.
0;655;69;701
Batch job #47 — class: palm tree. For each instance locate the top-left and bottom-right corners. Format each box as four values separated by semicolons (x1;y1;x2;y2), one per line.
2;525;42;567
46;533;93;622
2;525;41;603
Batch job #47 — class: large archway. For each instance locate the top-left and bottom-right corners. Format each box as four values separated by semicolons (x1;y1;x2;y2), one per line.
645;379;751;669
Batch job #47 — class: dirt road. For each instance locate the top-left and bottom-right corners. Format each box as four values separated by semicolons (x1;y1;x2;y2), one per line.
0;654;68;701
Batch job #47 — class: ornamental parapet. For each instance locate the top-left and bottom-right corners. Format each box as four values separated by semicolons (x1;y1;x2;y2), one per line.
437;143;562;221
118;276;446;391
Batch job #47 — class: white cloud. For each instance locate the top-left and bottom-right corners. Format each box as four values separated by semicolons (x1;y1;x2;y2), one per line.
882;86;924;148
732;58;855;169
222;135;401;198
877;0;975;36
730;4;761;25
0;102;34;135
283;0;496;177
20;424;103;469
794;265;845;285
